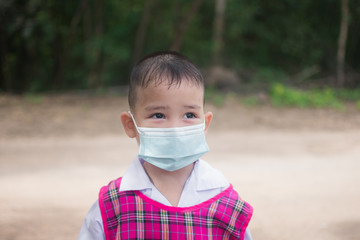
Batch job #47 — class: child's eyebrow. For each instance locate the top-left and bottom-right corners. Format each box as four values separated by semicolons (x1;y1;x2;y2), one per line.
145;105;169;111
183;105;201;109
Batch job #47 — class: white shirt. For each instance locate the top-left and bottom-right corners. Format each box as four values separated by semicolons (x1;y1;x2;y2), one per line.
78;157;253;239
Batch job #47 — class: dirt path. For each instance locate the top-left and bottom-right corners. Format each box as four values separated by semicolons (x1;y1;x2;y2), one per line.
1;94;360;239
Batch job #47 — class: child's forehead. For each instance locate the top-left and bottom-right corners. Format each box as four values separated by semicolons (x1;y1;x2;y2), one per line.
144;75;202;88
134;80;204;106
138;77;203;92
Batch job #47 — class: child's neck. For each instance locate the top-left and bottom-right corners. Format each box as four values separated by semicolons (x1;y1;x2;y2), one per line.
143;162;194;207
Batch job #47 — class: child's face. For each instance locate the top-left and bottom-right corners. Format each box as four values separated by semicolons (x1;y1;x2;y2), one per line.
121;79;213;139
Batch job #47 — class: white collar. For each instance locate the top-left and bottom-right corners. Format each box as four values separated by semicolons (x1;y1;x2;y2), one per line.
120;157;229;193
119;157;152;192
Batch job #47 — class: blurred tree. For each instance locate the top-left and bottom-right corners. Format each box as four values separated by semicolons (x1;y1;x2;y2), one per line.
0;3;7;91
170;0;203;51
54;0;84;88
1;0;359;93
337;0;349;87
0;0;45;92
87;0;104;88
213;0;226;65
132;0;156;64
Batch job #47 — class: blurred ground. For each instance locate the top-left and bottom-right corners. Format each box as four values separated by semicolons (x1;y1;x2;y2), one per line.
0;94;360;240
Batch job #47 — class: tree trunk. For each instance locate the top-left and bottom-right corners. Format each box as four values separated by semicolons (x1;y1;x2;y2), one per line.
170;0;203;52
337;0;349;87
88;0;104;88
53;0;84;88
82;0;92;42
132;0;156;65
213;0;226;65
0;10;7;91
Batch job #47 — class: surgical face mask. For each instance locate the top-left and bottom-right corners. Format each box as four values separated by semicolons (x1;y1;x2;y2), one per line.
129;112;209;171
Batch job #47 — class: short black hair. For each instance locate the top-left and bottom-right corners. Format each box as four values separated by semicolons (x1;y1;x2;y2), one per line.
128;51;204;111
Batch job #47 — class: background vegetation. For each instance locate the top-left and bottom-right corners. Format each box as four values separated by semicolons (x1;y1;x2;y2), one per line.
1;0;360;103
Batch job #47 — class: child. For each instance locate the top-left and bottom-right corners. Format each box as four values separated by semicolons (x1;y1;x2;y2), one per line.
78;51;253;240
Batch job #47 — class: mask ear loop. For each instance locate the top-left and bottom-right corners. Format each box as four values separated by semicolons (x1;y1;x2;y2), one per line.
128;111;141;133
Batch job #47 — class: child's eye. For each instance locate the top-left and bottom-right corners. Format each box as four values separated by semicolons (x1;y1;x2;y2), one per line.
151;113;165;119
184;113;196;119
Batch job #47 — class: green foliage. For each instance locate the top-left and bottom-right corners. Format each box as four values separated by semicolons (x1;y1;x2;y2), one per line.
338;89;360;111
25;93;43;104
224;0;341;70
1;0;360;93
356;100;360;110
241;96;261;107
251;68;287;83
270;83;343;109
335;88;360;101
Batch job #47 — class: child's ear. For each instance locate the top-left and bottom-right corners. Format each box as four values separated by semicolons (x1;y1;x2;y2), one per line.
204;112;213;133
120;112;137;138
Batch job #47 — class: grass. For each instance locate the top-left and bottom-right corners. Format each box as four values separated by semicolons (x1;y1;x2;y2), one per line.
205;86;225;107
241;96;261;107
356;100;360;110
335;88;360;101
25;93;44;104
206;83;360;111
270;83;343;109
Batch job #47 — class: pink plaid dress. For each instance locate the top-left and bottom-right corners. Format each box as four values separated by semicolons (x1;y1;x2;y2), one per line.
99;178;253;240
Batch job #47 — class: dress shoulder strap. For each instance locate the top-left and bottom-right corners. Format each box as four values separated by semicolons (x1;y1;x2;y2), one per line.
98;177;122;240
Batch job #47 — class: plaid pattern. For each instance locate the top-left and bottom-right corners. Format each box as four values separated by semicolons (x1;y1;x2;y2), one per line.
99;178;253;240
